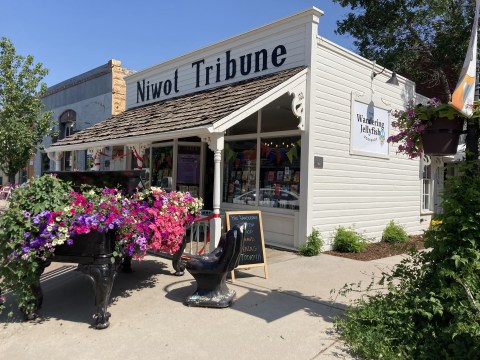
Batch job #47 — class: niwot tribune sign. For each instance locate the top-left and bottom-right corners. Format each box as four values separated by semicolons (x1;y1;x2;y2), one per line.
350;100;389;158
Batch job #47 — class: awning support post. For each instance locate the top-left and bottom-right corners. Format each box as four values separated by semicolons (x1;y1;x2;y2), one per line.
87;148;104;171
128;143;148;170
203;133;224;251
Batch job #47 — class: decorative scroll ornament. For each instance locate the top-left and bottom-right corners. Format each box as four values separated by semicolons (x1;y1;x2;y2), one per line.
420;153;431;178
47;151;63;162
288;82;307;131
202;134;224;152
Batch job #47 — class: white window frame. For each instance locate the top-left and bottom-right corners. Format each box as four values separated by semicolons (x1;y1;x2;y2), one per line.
421;164;433;213
222;109;302;213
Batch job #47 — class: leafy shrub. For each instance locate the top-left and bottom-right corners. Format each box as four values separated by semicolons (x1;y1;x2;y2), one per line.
335;162;480;359
333;226;366;253
382;220;408;243
298;228;323;256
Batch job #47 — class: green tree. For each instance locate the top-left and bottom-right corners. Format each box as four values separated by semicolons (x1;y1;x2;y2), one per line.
333;0;474;103
0;37;54;183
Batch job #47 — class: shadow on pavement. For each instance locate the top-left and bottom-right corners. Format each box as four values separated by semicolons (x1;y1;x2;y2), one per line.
164;277;344;325
0;258;172;327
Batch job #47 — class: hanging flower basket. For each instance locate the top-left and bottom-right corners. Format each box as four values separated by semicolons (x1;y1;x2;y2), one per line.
388;98;465;159
421;117;464;156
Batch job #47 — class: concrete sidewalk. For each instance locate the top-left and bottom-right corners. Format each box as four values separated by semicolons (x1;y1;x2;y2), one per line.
0;249;408;360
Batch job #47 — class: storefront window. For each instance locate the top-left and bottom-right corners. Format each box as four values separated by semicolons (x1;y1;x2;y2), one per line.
223;140;257;205
177;145;201;197
225;113;258;136
63;151;73;171
151;146;174;190
259;136;301;210
41;153;50;174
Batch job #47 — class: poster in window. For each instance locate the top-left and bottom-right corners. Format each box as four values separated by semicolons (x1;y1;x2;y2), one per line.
177;154;200;184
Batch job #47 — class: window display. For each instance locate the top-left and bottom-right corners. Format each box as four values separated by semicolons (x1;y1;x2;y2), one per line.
259;136;301;210
151;146;173;190
176;145;201;195
223;140;257;205
223;136;301;210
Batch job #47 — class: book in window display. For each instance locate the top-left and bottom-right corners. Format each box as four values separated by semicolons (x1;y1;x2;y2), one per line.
188;186;199;197
242;170;249;181
228;181;235;194
267;171;275;182
293;171;300;183
276;171;284;181
234;180;241;195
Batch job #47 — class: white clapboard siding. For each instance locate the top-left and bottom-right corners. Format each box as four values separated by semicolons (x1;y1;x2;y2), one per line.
311;37;430;247
125;18;313;109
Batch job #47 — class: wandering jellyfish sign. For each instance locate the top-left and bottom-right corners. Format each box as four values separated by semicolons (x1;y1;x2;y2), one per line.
226;210;268;281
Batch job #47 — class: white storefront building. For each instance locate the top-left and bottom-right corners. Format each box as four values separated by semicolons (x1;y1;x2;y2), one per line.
46;7;439;250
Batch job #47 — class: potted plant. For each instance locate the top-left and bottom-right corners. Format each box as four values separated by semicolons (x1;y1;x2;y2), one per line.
0;175;73;317
388;98;465;158
0;174;202;318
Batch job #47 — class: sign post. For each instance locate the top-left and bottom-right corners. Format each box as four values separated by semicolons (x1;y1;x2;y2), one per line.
226;210;268;281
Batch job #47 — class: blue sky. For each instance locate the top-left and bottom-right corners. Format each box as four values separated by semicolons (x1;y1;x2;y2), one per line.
0;1;355;87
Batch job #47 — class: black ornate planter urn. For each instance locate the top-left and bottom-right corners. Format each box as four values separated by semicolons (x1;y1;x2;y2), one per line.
421;117;464;156
28;230;120;329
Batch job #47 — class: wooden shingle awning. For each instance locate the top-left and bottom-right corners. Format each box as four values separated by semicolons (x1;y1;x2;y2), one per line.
46;66;307;152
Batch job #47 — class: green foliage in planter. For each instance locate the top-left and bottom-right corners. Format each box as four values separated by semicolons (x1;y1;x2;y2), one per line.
0;175;73;317
382;220;408;243
8;174;73;213
333;226;366;253
298;228;323;256
335;162;480;359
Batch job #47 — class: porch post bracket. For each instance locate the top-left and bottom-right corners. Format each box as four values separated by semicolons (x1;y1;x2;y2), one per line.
420;153;431;179
202;134;224;152
47;151;64;171
421;153;432;167
47;151;63;162
289;81;307;131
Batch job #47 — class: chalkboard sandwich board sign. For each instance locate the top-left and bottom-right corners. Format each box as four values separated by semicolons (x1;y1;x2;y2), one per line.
226;210;268;281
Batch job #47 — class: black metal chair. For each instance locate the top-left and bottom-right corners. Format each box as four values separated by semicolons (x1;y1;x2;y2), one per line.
184;224;245;308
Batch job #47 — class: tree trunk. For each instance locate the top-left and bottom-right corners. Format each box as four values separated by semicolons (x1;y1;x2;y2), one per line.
7;173;15;185
438;71;452;104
